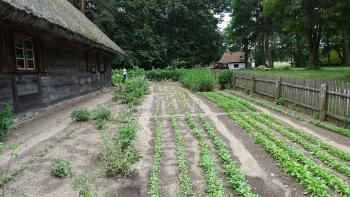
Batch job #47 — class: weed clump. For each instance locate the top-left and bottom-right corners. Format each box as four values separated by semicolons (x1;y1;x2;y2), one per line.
72;171;96;197
71;108;91;122
0;103;12;141
50;159;72;178
92;106;111;121
98;124;139;176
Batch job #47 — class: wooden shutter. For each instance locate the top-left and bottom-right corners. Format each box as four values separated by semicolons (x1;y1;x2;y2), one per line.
36;39;48;73
1;29;15;74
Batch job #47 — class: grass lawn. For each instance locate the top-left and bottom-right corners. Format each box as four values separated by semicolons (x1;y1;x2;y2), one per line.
241;66;350;82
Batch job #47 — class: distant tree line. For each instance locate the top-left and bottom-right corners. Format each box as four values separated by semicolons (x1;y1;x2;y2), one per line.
226;0;350;68
68;0;228;69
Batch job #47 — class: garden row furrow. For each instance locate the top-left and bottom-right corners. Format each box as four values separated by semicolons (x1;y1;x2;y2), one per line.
232;112;350;196
228;112;329;197
199;116;258;197
250;113;350;178
184;113;225;197
260;113;350;163
170;116;194;197
149;96;162;197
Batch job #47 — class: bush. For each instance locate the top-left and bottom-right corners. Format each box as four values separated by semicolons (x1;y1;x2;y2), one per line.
93;106;111;121
98;125;139;176
179;69;216;92
217;70;233;89
71;108;91;122
114;76;149;105
50;159;72;178
146;68;180;81
72;172;96;197
0;103;12;142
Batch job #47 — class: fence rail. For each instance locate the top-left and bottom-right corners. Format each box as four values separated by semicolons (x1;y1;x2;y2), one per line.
232;72;350;124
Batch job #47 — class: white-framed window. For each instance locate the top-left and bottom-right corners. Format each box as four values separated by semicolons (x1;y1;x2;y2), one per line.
234;64;239;68
15;36;36;71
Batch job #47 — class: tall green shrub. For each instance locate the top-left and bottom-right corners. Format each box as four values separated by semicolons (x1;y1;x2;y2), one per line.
146;69;180;81
0;103;12;141
217;70;233;89
179;69;216;92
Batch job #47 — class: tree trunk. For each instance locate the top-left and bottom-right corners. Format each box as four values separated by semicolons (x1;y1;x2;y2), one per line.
80;0;85;14
343;31;350;65
308;23;322;69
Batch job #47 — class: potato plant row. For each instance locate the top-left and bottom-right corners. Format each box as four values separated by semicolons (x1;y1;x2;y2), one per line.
200;92;255;112
199;116;258;197
170;116;193;197
251;113;350;178
184;113;225;197
232;112;350;196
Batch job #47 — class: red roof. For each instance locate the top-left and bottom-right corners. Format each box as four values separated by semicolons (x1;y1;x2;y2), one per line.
218;52;245;64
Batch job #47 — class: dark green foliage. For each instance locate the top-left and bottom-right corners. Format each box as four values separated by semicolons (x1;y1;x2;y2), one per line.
93;106;111;121
50;159;72;178
71;108;91;122
0;103;12;142
179;69;216;92
113;68;149;105
217;70;233;89
99;124;139;176
146;69;180;81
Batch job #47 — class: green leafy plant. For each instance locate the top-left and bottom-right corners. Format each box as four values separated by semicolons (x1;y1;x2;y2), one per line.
1;143;21;192
0;103;12;141
149;116;162;197
146;68;180;81
72;171;97;197
309;119;350;137
98;125;139;177
217;70;233;89
50;159;72;178
71;108;91;122
93;105;111;121
179;69;216;92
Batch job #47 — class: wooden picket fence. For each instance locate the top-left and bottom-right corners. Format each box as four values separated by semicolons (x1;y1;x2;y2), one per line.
232;72;350;124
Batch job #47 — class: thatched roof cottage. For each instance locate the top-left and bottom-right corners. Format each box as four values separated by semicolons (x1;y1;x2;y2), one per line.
0;0;123;112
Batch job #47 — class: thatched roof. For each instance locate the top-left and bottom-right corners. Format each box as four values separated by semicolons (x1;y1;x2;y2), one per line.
0;0;123;54
218;52;245;64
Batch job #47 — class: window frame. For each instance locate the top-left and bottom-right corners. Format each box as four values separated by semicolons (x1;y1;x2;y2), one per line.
14;35;36;72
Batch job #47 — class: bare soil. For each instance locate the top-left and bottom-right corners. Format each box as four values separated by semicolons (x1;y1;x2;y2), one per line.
5;81;347;197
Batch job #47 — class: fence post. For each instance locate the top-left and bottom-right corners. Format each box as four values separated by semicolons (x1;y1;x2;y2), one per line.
251;76;256;93
319;83;328;121
275;77;282;100
232;74;236;90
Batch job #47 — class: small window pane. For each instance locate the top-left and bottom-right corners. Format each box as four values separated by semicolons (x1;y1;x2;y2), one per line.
27;60;35;69
16;48;24;58
16;59;25;69
26;50;34;59
25;40;33;49
15;38;24;48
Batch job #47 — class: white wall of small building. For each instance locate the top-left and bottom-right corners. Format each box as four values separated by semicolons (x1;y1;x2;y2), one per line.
228;63;245;70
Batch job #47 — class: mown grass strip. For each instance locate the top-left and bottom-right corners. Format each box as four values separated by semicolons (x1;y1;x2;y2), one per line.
228;112;329;197
199;116;258;197
184;113;225;197
149;116;162;197
261;113;350;163
251;113;350;178
170;116;193;197
233;112;350;196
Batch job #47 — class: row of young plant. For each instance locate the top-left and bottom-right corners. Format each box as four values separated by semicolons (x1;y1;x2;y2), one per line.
149;96;162;197
260;113;350;163
199;117;258;197
184;113;225;197
230;112;350;196
227;90;350;137
170;116;193;197
250;113;350;178
200;92;255;112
